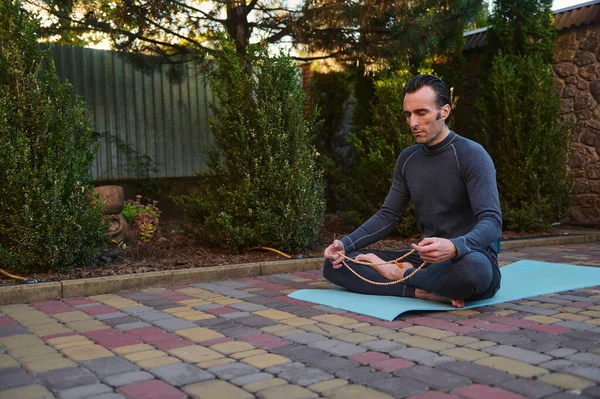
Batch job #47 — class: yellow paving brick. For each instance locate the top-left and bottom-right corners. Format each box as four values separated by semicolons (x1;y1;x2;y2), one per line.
254;384;318;399
197;357;235;369
440;347;490;361
282;317;317;327
0;354;19;369
46;335;89;346
355;326;395;337
323;384;394;398
168;345;224;363
10;345;58;361
28;323;74;337
179;312;216;322
475;356;548;378
493;310;518;316
536;303;560;309
23;356;75;373
300;324;348;337
394;335;456;352
51;311;92;323
402;326;455;340
558;307;581;314
210;341;255;355
260;325;297;334
177;288;220;299
61;344;114;362
308;379;348;393
65;319;109;333
89;294;121;301
0;384;52;399
243;378;288;393
242;353;291;368
272;328;306;337
381;332;413;342
335;332;375;344
442;336;480;346
311;314;355;326
523;315;561;324
112;344;154;355
212;298;243;305
538;373;595;390
230;349;267;359
465;340;497;350
580;310;600;318
183;379;253;399
177;299;211;307
591;348;600;355
520;301;540;306
101;300;139;309
586;319;600;326
11;314;53;327
254;309;296;321
448;309;480;316
163;307;192;314
0;334;45;350
137;355;181;369
290;277;312;282
345;323;372;330
553;313;590;322
0;304;30;314
589;305;600;311
175;327;224;342
280;289;296;295
124;349;167;362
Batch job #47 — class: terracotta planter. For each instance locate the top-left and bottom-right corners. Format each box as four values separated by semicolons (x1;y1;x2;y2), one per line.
92;185;124;214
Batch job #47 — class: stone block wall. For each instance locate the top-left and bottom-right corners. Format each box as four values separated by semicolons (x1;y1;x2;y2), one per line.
553;23;600;222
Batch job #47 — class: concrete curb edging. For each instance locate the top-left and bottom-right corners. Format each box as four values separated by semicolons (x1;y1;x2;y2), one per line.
1;234;598;306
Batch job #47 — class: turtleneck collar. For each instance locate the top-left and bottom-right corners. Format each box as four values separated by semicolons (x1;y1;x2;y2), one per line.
422;130;456;153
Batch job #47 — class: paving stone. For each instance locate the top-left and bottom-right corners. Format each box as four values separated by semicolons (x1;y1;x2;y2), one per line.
475;356;548;378
369;376;428;398
229;372;274;386
544;348;578;358
277;365;334;386
439;347;489;362
359;339;406;353
335;365;390;385
566;352;600;366
242;353;291;369
264;361;305;375
102;316;141;327
322;384;394;398
312;356;359;374
0;367;36;390
120;306;154;315
235;315;280;328
452;384;527;399
57;383;113;399
512;305;559;315
309;339;367;357
151;318;197;332
207;362;260;380
498;378;560;398
286;332;328;345
149;362;214;386
271;345;331;366
0;325;29;337
437;361;514;385
0;384;53;399
554;320;595;330
220;311;252;319
117;379;186;399
229;303;269;312
82;357;138;378
394;365;471;390
103;371;154;387
583;385;600;398
242;377;288;393
182;379;253;399
538;359;577;371
37;366;99;391
467;331;530;345
88;394;126;399
537;372;596;390
563;366;600;382
482;345;552;365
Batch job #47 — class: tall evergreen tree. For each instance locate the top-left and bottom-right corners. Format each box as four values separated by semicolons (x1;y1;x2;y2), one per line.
477;0;571;231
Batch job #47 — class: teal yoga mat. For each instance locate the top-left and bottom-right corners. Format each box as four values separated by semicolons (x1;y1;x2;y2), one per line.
288;260;600;321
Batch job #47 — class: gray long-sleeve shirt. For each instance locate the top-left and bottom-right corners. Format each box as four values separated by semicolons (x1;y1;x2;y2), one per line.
341;131;502;259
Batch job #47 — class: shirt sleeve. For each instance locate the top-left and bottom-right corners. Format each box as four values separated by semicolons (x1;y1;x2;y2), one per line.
341;151;412;252
450;144;502;257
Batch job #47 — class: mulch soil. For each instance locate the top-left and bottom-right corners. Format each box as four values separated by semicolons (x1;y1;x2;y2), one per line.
0;214;553;286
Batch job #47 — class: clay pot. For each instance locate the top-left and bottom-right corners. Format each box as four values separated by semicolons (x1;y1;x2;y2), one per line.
92;185;124;214
104;213;129;244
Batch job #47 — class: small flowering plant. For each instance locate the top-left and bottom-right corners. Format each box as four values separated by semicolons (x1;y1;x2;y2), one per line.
121;195;161;225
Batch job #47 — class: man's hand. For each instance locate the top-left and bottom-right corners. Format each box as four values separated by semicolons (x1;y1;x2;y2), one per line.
411;237;457;264
324;239;345;269
354;253;385;265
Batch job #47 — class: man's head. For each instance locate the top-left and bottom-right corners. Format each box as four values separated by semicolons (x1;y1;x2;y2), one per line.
402;74;452;147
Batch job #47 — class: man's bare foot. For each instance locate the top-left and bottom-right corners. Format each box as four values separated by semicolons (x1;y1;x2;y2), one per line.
415;288;465;308
370;262;412;280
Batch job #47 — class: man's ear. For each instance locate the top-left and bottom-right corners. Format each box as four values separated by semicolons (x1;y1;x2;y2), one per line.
440;104;451;121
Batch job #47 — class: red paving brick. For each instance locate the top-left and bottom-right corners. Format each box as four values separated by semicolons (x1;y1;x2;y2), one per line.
484;316;539;328
408;391;460;399
349;351;389;364
84;329;142;348
36;305;76;315
41;332;78;340
117;380;186;399
0;316;16;325
80;305;119;316
453;384;526;399
154;338;194;351
371;357;414;372
203;307;238;315
63;297;97;306
526;324;571;334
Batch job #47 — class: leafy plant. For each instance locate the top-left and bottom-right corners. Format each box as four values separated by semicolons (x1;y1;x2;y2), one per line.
174;39;325;252
0;0;107;272
122;195;161;225
337;69;421;237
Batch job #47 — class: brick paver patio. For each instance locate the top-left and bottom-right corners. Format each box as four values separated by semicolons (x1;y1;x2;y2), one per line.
1;243;600;398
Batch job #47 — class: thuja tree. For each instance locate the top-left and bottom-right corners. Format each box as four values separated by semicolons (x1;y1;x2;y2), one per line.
174;40;325;251
477;0;571;231
337;69;420;237
0;0;106;272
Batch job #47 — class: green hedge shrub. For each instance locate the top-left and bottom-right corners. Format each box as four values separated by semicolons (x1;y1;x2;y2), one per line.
0;0;107;272
174;41;325;251
337;69;420;237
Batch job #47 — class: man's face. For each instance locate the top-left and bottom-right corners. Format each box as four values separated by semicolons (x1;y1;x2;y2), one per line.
403;86;450;147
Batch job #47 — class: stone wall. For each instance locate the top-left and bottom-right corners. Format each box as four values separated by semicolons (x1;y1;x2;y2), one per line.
553;23;600;222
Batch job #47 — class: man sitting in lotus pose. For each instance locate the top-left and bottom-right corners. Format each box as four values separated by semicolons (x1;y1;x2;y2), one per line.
323;74;502;308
